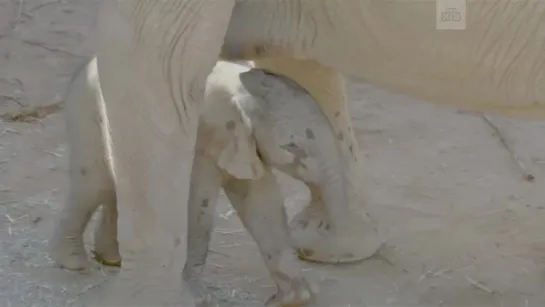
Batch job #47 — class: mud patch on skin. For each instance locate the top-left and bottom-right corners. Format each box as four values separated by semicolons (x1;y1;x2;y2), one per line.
305;128;315;139
225;120;236;131
233;136;239;152
202;199;209;208
79;168;87;176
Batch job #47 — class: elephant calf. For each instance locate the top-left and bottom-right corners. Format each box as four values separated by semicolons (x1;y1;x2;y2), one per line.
50;59;348;306
185;61;350;305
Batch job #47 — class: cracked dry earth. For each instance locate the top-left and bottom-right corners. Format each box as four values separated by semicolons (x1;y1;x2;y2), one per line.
2;0;545;306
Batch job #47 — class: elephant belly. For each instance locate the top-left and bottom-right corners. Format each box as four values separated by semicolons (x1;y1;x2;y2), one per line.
224;0;545;119
343;0;545;119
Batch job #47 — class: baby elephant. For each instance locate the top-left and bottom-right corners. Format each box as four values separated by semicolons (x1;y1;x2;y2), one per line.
50;59;344;306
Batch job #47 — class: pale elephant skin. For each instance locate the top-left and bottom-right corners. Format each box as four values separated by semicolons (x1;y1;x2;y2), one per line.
187;60;358;304
49;58;120;271
88;0;544;306
223;0;545;119
51;59;349;305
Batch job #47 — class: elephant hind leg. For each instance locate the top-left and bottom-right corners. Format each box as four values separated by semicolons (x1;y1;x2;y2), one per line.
223;170;316;307
289;184;376;264
50;58;117;271
253;58;382;265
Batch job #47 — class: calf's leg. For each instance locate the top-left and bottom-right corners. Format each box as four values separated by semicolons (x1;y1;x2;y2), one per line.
253;58;381;264
224;169;315;306
183;153;223;306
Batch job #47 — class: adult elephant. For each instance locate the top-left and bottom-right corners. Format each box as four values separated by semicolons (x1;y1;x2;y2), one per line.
92;0;545;306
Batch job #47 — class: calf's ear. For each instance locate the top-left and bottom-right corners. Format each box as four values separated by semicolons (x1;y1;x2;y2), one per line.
216;114;265;180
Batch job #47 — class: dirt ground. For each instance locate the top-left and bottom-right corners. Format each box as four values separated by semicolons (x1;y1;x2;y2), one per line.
1;0;545;306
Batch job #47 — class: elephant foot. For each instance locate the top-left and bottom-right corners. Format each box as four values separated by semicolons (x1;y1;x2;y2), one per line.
265;277;315;307
289;204;382;264
184;277;215;307
91;231;121;267
49;238;90;270
91;205;121;267
91;250;121;267
264;250;318;307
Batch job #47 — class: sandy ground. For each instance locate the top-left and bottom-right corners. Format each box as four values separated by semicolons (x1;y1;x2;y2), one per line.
1;0;545;306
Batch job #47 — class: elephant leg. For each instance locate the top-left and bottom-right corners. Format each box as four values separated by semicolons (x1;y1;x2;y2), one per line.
183;154;222;279
253;58;382;264
223;169;315;307
50;58;117;271
183;153;222;305
88;1;235;306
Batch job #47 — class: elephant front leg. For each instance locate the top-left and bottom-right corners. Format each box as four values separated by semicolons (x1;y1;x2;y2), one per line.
223;170;315;307
88;0;235;305
90;82;199;305
88;94;198;306
183;154;222;279
253;58;381;264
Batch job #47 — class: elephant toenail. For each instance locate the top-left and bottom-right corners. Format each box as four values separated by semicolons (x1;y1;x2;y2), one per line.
300;248;314;257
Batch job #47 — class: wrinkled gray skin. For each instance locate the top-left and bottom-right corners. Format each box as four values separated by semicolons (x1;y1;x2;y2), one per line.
85;0;544;306
51;59;351;306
